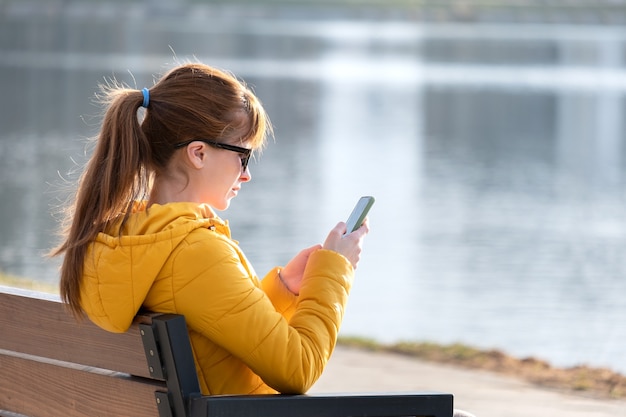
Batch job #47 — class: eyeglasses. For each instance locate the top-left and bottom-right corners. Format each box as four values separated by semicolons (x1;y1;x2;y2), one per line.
174;139;252;171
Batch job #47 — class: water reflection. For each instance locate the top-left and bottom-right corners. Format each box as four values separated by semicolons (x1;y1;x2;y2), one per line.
1;11;626;373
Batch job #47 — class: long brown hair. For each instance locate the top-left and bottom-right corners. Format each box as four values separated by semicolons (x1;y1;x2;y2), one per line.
51;62;272;317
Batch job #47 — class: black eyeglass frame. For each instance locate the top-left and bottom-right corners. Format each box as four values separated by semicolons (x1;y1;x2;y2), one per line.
174;139;252;171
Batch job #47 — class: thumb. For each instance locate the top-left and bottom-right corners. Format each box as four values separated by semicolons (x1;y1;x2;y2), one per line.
301;244;322;257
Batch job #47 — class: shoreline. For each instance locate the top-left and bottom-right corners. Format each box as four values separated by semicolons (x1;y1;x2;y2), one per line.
337;336;626;400
2;274;624;400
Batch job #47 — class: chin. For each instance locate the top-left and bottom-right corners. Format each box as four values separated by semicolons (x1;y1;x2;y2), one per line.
213;200;231;212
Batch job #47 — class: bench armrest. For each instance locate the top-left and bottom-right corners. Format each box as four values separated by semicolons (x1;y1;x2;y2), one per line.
190;392;454;417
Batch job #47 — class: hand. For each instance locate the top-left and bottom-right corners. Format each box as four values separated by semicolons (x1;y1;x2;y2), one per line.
323;218;370;269
279;244;322;295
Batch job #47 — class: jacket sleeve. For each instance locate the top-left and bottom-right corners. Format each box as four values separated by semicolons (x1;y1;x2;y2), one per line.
260;267;298;321
171;235;354;394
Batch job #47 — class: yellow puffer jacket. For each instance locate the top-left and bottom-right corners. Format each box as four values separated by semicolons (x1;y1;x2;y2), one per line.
80;202;354;395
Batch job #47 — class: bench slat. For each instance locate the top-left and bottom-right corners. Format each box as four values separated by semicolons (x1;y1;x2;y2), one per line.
0;286;152;378
0;351;164;417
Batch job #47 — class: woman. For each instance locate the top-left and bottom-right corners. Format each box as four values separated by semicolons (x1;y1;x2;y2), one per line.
51;62;369;395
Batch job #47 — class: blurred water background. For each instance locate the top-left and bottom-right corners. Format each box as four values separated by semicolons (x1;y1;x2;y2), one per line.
1;1;626;374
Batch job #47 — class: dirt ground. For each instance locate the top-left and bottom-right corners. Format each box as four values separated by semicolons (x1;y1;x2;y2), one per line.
311;345;626;417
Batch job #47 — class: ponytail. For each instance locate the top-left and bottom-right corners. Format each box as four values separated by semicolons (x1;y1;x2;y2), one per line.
53;86;150;317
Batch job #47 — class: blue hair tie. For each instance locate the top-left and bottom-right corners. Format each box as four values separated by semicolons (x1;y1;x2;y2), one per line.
141;87;150;108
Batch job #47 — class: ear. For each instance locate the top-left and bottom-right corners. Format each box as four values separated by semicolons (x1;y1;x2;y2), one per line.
185;142;206;169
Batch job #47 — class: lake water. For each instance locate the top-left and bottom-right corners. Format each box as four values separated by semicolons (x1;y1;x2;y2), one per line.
1;4;626;374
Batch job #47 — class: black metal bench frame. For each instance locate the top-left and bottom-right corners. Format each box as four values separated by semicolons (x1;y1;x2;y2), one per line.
143;314;454;417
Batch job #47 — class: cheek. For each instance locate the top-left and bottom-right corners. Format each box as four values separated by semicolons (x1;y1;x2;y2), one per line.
214;165;239;191
227;160;243;182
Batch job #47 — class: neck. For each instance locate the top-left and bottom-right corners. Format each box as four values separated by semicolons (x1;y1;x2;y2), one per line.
148;174;200;207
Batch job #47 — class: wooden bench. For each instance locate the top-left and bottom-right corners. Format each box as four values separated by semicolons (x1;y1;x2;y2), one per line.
0;285;454;417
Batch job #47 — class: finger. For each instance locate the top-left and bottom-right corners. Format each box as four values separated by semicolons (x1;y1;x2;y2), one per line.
326;222;345;240
335;221;348;236
299;244;322;258
352;217;370;237
323;223;343;248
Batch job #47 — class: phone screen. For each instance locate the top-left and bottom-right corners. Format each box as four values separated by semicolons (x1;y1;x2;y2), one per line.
345;196;375;234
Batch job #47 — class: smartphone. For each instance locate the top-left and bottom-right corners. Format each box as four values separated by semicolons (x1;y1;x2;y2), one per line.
345;196;375;234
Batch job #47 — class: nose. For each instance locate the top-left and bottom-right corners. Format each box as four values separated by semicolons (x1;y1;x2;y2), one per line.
240;166;251;182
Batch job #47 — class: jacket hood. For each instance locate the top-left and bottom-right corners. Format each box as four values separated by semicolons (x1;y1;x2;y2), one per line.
80;201;228;333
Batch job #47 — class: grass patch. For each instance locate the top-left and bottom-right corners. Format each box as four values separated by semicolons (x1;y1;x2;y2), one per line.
338;337;626;399
0;271;58;294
